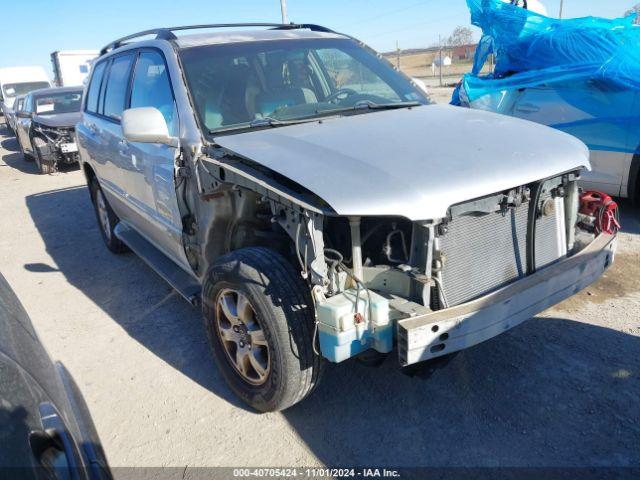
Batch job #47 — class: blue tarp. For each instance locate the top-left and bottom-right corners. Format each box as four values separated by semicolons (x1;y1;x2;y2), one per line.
454;0;640;103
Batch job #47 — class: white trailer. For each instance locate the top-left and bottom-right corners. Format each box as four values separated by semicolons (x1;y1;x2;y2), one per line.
50;50;99;87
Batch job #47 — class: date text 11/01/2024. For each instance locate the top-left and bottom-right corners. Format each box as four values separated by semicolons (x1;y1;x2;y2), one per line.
232;468;401;478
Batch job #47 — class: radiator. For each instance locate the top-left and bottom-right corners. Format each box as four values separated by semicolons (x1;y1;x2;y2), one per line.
437;184;567;307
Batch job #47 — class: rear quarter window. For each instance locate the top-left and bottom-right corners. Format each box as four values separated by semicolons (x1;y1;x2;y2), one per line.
85;61;107;114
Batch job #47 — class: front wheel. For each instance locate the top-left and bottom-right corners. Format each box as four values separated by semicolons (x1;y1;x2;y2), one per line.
202;247;323;412
32;137;55;174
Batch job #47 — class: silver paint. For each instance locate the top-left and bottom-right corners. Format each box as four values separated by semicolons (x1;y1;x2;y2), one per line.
215;104;590;220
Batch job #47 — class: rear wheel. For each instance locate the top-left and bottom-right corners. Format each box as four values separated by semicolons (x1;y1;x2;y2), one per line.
90;178;129;254
32;137;55;174
202;247;323;412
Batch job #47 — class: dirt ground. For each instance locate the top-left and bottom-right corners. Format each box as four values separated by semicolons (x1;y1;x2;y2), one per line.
424;86;456;104
0;107;638;474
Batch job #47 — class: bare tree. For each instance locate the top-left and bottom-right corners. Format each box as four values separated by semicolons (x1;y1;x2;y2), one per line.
448;26;474;47
625;4;640;24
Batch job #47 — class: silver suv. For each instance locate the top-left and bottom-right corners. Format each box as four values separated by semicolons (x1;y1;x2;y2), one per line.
77;23;617;412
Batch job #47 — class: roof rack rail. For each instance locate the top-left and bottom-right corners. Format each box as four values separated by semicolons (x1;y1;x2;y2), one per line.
99;23;337;55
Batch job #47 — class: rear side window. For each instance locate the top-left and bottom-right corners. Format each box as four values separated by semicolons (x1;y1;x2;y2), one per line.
85;61;107;114
23;94;33;113
130;51;178;136
103;54;135;120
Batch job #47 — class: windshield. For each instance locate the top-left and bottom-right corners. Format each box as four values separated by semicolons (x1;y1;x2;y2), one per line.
34;91;83;115
179;38;431;135
2;81;50;98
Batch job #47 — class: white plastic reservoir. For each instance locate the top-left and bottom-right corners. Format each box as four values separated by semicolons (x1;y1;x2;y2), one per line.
316;289;393;362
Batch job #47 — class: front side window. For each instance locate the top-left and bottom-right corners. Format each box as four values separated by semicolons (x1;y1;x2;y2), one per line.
15;98;24;112
103;54;135;120
34;91;83;115
130;51;178;136
179;38;430;136
2;81;50;98
86;61;107;114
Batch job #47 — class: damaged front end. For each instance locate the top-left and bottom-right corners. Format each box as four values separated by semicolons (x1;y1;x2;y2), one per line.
196;152;617;368
32;123;79;169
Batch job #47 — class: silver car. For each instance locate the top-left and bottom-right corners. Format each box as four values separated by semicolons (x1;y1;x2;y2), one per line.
77;23;617;412
15;87;83;174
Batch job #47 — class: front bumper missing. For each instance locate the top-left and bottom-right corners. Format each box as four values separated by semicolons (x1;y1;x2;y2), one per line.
397;233;617;366
35;142;79;164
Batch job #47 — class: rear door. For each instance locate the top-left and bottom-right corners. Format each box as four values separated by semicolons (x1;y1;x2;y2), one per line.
125;49;187;266
77;59;108;177
93;52;138;221
510;81;633;195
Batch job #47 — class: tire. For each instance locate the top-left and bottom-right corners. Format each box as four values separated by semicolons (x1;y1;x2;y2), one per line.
32;137;55;174
89;177;129;254
202;247;323;412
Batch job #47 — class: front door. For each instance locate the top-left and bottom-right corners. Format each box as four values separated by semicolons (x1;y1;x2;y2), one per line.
124;49;188;268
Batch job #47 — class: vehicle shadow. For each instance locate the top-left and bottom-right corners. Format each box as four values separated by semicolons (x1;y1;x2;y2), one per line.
284;317;640;467
1;151;39;175
25;187;640;467
25;186;246;410
618;198;640;235
1;136;20;152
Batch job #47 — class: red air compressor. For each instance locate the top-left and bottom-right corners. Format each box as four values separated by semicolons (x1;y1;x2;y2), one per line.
578;191;621;235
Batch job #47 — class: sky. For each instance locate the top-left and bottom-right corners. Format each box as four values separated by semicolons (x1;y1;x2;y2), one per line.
0;0;635;77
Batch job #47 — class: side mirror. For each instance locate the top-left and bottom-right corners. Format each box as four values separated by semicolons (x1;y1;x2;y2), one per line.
16;111;32;119
412;77;429;95
122;107;179;147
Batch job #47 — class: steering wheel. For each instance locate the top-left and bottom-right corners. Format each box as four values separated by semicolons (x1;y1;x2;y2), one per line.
325;88;359;104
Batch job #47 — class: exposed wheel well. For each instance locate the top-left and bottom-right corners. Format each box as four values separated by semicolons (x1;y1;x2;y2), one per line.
83;164;97;203
83;163;96;185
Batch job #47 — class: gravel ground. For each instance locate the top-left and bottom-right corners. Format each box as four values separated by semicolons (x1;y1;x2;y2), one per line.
0;118;638;473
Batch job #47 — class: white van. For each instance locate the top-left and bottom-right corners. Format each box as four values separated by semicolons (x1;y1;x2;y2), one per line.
0;66;51;119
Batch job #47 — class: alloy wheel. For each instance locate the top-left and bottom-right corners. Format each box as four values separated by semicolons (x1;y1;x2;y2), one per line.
215;288;270;385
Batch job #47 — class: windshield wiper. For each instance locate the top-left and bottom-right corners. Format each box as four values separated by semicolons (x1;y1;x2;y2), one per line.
357;100;422;110
208;102;422;135
320;100;422;116
209;116;322;135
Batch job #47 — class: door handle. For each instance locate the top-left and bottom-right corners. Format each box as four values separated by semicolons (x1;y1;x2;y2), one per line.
515;103;541;113
29;403;80;478
87;123;98;134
